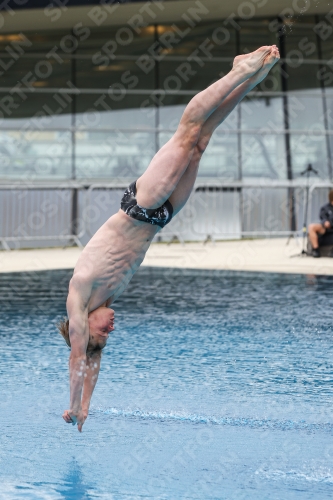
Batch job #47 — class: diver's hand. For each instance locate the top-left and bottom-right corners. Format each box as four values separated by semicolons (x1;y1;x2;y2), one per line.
62;408;86;432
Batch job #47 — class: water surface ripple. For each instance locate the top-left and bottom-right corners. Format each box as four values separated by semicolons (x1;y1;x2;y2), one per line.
1;268;333;499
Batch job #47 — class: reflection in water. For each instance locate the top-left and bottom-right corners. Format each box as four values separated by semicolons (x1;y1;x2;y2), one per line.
58;461;91;500
306;274;317;287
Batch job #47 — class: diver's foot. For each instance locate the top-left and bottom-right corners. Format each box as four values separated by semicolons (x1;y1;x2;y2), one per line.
249;45;280;86
232;46;273;79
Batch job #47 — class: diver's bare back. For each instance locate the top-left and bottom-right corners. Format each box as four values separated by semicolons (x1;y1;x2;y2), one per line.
72;209;158;311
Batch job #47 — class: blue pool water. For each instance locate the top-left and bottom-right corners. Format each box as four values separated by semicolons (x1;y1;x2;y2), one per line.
1;268;333;499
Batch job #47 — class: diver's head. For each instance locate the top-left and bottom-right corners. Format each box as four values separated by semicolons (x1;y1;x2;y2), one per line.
57;307;115;353
87;307;115;351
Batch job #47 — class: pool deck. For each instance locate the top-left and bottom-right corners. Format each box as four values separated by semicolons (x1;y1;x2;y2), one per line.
1;238;333;275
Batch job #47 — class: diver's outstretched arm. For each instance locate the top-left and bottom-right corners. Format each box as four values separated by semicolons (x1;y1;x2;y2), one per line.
64;282;90;432
81;350;102;419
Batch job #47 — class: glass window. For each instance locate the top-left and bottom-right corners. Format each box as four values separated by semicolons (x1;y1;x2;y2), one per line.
317;62;333;89
159;103;186;131
286;62;321;91
0;129;72;179
0;29;70;53
0;86;73;179
239;20;278;54
290;134;329;179
77;27;155;56
328;135;333;179
241;133;287;179
0;92;73;122
158;22;236;59
326;94;333;130
315;16;333;61
320;38;333;62
288;17;316;25
159;61;232;93
285;25;319;61
75;58;154;90
241;96;284;131
158;91;238;135
199;130;239;179
0;16;332;183
284;24;321;90
74;94;156;129
0;56;71;89
287;91;325;131
75;27;156;91
74;93;157;178
75;130;154;180
159;128;240;179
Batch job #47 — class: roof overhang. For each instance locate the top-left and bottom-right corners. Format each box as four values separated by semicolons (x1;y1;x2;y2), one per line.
0;0;331;33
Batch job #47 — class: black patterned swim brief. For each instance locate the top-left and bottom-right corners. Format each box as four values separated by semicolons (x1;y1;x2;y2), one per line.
120;181;173;228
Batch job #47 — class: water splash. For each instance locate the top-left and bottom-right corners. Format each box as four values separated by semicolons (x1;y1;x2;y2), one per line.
280;1;314;37
95;407;333;433
256;466;333;484
0;483;62;500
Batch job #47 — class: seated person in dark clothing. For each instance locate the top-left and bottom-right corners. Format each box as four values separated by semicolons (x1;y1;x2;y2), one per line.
308;189;333;257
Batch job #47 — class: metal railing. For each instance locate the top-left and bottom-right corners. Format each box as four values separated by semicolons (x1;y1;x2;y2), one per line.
0;184;87;250
309;183;333;225
87;181;332;243
0;181;331;250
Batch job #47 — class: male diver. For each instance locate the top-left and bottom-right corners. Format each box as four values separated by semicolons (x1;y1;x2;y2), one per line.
60;45;280;431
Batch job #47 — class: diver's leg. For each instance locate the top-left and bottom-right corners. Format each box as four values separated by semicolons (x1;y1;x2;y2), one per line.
169;46;280;214
136;46;273;209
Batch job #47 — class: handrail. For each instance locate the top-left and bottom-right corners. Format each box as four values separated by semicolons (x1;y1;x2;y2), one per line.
1;126;332;135
0;180;330;190
88;180;333;190
0;86;331;99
